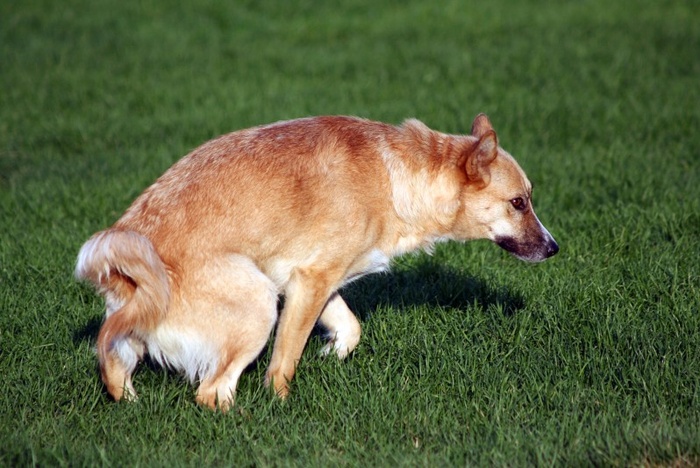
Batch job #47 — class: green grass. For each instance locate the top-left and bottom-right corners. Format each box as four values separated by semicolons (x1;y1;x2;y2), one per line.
2;0;699;465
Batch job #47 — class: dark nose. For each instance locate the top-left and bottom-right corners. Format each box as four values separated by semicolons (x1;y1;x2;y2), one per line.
546;240;559;258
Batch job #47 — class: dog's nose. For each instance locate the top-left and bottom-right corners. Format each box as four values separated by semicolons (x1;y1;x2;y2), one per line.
546;240;559;258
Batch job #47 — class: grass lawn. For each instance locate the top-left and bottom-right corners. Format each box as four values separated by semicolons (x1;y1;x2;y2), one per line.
2;0;699;465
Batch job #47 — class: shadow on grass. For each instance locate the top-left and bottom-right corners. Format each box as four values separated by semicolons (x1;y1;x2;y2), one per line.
74;317;102;345
339;256;525;321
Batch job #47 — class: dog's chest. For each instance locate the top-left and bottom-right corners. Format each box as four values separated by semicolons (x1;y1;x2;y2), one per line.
354;248;391;276
340;249;392;288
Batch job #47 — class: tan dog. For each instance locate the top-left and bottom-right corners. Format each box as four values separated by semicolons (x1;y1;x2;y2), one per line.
76;114;558;410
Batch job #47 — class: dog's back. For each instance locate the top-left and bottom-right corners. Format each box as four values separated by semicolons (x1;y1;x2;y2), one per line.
110;116;445;287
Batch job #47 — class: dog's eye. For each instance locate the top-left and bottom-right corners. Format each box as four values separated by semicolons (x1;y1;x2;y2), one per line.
510;197;527;211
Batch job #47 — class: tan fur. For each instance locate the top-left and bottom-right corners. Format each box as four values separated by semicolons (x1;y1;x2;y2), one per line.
76;114;557;410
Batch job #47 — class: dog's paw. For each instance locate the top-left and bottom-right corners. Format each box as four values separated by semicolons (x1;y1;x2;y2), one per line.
264;371;290;399
195;392;233;412
108;381;138;403
122;389;139;402
319;337;355;359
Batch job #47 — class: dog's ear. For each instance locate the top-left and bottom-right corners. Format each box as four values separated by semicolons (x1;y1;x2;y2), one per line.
471;114;493;138
463;130;498;184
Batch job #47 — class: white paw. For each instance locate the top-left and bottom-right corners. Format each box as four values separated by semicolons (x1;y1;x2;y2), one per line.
319;334;357;359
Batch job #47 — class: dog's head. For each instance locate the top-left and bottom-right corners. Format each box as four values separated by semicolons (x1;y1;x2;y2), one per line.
453;114;558;262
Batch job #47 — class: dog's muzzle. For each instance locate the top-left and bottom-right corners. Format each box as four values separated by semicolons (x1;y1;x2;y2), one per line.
496;235;559;263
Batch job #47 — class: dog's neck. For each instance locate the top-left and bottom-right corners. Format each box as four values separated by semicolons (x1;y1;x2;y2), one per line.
380;126;468;257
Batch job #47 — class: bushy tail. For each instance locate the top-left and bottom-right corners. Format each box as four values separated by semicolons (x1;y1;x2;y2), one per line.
75;230;170;364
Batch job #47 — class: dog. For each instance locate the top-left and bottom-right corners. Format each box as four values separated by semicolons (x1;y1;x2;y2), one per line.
75;114;558;410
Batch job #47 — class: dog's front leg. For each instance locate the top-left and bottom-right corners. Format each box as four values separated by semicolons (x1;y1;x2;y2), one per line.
265;266;339;398
318;292;361;359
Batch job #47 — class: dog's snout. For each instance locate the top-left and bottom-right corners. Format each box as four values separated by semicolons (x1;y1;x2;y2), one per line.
546;239;559;258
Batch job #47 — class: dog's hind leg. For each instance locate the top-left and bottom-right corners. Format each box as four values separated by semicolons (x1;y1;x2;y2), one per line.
318;292;361;359
100;336;144;401
189;255;278;411
195;337;269;412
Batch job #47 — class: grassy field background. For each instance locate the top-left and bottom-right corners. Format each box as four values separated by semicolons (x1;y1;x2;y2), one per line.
2;0;699;465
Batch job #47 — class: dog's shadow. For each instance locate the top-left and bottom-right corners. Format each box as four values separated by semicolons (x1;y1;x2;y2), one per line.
339;258;524;322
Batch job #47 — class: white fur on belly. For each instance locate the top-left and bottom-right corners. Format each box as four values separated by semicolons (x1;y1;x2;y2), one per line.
146;326;219;383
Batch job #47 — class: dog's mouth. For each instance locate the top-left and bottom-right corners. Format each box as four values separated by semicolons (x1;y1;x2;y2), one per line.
496;236;559;263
